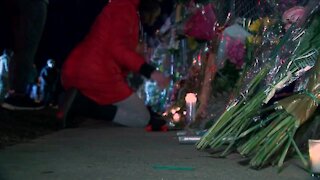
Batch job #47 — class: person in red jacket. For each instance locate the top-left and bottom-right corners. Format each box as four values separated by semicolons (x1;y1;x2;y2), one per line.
59;0;170;128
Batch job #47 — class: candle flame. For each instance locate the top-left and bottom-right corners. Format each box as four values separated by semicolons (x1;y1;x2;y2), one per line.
185;93;197;103
309;139;320;173
173;113;181;122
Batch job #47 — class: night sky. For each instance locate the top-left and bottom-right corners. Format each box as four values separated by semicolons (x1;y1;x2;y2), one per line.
0;0;173;69
37;0;110;68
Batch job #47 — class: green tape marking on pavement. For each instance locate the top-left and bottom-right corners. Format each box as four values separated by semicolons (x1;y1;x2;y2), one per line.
153;165;195;171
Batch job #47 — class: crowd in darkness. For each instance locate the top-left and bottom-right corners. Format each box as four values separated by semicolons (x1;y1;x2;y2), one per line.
0;0;172;69
0;0;108;68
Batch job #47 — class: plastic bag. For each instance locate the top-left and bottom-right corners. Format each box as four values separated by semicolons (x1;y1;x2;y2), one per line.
216;23;250;68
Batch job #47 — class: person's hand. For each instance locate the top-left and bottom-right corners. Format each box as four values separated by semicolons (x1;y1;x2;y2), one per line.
150;70;170;89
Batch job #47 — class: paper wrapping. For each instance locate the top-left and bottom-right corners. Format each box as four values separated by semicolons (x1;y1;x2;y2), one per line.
278;57;320;124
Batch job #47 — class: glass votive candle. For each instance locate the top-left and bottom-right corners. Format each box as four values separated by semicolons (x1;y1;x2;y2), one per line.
184;93;197;126
309;139;320;178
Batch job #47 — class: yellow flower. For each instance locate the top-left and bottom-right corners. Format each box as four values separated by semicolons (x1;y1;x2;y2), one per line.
187;37;198;50
247;35;254;44
247;35;262;45
253;36;262;45
263;17;272;26
249;19;262;32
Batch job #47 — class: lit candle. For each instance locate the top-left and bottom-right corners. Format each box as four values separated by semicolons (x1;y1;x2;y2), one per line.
175;107;181;112
185;93;197;126
309;139;320;175
171;109;177;115
173;113;181;123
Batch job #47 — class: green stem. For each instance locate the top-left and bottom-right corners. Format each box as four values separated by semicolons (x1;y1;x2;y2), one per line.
289;128;309;168
221;119;251;156
239;114;286;156
237;110;281;140
278;124;295;168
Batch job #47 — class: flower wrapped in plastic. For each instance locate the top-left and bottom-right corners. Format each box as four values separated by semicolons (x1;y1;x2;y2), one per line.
162;0;234;128
196;0;286;150
183;2;217;41
238;54;320;169
197;2;320;154
184;0;259;128
216;23;250;69
216;0;284;100
165;0;269;130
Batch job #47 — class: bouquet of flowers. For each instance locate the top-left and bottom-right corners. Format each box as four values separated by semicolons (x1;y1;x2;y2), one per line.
238;54;320;168
197;2;320;157
163;0;233;127
196;1;286;151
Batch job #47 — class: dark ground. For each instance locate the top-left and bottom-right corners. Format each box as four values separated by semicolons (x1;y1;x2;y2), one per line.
0;118;310;180
0;107;59;148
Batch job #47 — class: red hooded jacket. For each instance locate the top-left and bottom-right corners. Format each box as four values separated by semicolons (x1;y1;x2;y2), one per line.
62;0;150;105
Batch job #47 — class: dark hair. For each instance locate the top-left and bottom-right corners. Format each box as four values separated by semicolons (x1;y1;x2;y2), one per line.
139;0;161;14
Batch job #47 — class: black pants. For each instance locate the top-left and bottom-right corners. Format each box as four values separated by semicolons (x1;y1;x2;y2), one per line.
68;91;117;121
64;90;166;129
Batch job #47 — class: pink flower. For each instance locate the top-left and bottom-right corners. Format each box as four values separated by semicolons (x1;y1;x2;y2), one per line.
282;6;305;31
226;38;245;69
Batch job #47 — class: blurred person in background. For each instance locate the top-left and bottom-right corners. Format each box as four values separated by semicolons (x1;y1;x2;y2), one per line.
59;0;170;129
0;0;49;110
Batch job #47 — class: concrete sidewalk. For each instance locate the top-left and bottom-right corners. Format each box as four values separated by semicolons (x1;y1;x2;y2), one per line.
0;119;311;180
